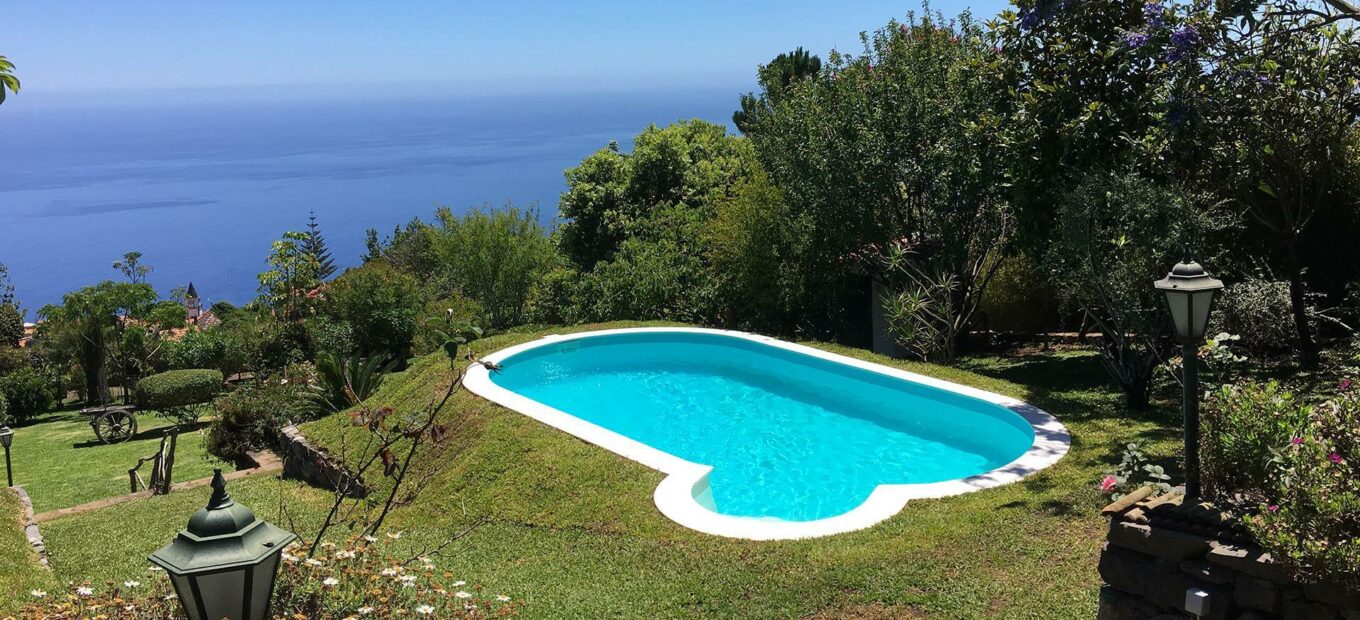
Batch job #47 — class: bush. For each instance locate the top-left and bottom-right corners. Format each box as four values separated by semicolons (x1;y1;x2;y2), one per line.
163;328;250;377
1213;278;1297;355
321;262;423;363
0;392;8;426
0;366;54;423
414;295;487;355
205;378;308;460
1244;386;1360;586
523;267;579;326
135;369;223;426
1203;381;1311;500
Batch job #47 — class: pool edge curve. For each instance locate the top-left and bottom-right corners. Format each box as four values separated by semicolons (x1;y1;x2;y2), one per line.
462;327;1071;541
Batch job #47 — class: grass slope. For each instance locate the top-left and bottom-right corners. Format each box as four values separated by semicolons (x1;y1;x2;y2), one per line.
8;409;223;514
17;322;1182;618
0;489;57;612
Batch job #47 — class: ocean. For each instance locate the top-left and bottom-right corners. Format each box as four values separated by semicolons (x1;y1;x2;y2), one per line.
0;89;739;316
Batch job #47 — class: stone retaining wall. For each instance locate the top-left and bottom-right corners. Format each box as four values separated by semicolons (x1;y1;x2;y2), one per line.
279;423;367;498
1099;490;1358;620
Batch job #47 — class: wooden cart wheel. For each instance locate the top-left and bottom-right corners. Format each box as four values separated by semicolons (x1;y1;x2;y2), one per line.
93;410;138;444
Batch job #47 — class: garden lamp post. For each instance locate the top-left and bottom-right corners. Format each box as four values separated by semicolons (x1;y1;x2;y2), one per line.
149;469;296;620
1154;256;1223;500
0;426;12;487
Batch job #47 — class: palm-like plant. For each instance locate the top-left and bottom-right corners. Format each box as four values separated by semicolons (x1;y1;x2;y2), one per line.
0;56;19;106
312;351;396;413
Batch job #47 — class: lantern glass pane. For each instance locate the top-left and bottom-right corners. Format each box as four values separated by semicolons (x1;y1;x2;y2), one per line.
250;552;282;619
1164;291;1191;339
196;568;248;620
1191;290;1216;339
169;573;199;620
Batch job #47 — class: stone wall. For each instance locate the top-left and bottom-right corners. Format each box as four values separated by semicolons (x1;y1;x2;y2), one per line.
1098;490;1358;620
279;423;367;498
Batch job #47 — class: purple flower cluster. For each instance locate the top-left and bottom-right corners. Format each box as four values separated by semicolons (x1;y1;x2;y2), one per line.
1170;25;1202;49
1123;31;1151;49
1143;2;1165;28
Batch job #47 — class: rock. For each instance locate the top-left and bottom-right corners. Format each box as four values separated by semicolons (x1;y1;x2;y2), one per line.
1104;487;1158;516
1304;580;1360;608
1207;542;1289;583
1100;545;1160;598
1180;559;1237;586
1283;598;1338;620
1235;577;1281;613
1109;521;1213;560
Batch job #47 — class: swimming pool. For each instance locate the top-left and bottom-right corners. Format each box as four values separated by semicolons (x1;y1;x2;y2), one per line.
463;328;1069;540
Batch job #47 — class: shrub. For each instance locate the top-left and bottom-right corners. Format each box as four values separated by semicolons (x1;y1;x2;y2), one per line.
311;352;394;414
1243;386;1360;586
164;328;250;377
1203;381;1312;501
1213;278;1297;355
321;262;423;363
0;392;8;426
205;378;308;459
414;295;487;355
0;303;21;348
135;369;224;426
523;267;579;326
0;366;53;423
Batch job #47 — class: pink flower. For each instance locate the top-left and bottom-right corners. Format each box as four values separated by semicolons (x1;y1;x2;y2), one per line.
1100;475;1118;493
1291;436;1305;446
1267;505;1279;513
1341;378;1353;392
1328;453;1344;465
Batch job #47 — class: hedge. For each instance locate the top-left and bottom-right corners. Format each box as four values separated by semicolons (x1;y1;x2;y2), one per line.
135;369;224;410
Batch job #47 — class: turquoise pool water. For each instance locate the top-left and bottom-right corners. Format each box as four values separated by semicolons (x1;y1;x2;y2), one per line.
489;332;1035;522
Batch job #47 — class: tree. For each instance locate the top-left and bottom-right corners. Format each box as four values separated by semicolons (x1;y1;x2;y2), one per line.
733;47;822;133
747;11;1013;356
1194;1;1360;367
304;211;338;280
0;264;20;347
257;231;322;323
113;251;152;285
321;262;423;364
0;55;18;106
38;282;161;405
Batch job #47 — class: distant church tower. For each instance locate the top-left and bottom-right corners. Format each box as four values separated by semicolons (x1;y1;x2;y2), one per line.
185;282;203;322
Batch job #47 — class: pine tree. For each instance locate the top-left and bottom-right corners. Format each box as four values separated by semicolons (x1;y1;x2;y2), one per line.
304;211;338;280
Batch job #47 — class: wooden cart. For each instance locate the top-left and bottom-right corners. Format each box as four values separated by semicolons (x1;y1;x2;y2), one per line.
80;405;139;444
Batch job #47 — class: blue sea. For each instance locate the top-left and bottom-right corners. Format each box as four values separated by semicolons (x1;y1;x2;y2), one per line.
0;89;738;315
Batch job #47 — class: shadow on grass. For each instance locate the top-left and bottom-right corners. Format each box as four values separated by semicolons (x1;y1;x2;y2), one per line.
957;351;1180;427
71;420;210;449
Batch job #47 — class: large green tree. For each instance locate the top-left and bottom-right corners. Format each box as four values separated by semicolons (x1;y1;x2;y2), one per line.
746;11;1013;356
733;47;822;133
38;282;173;405
258;231;323;323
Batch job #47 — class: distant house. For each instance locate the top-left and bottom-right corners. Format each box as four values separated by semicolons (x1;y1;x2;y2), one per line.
182;282;220;328
19;322;37;348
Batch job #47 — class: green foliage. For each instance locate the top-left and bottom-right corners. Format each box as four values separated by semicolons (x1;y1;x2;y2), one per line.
257;231;322;322
1206;380;1360;586
733;47;821;133
111;251;151;285
1204;381;1312;501
304;211;338;281
163;328;251;377
0;392;8;426
0;55;18;106
206;378;309;459
1213;278;1298;356
321;262;423;363
558;120;757;270
1101;442;1172;500
748;11;1013;349
415;295;488;355
38;281;162;405
134;369;224;425
572;205;715;323
0;304;21;348
523;268;579;326
1048;172;1230;408
0;366;53;423
311;352;395;414
976;254;1062;333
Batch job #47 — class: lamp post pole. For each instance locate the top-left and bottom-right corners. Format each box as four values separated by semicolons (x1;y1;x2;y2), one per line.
0;426;12;488
1181;339;1200;500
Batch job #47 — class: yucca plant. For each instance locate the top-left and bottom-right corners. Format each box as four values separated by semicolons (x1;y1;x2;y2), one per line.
312;351;396;413
0;55;19;105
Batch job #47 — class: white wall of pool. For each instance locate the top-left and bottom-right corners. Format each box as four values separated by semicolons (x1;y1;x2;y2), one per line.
462;327;1070;540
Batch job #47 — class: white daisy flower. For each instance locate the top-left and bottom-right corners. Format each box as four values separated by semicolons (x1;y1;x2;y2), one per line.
322;577;340;588
400;574;418;588
363;535;378;543
124;580;141;588
416;605;435;615
76;586;94;596
357;607;375;615
305;558;324;567
496;595;511;602
452;580;466;587
381;567;400;577
29;590;46;598
334;550;356;560
386;531;403;540
455;591;472;599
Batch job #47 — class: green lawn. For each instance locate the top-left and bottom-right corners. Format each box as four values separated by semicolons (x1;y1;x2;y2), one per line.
7;408;225;514
10;322;1184;618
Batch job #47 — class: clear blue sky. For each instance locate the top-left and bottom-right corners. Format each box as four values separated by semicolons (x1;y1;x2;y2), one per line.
6;0;1011;105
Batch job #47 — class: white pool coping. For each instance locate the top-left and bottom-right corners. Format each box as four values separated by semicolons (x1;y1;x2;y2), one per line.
462;327;1070;540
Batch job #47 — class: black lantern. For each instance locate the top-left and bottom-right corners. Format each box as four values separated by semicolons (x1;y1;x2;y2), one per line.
149;469;296;620
1154;257;1224;500
1154;257;1223;343
0;426;12;487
